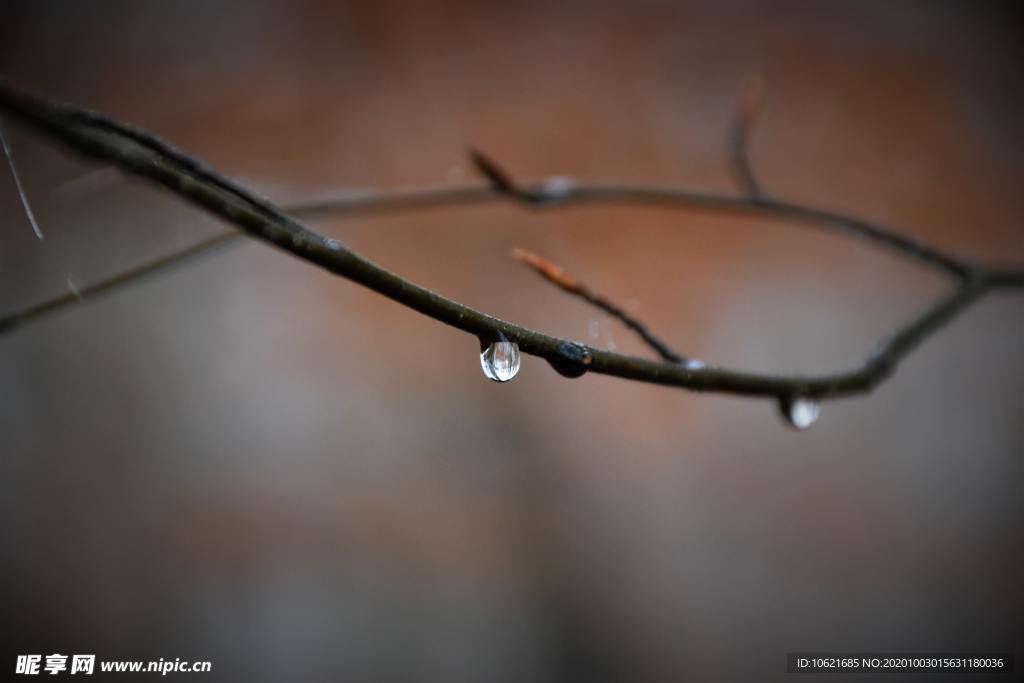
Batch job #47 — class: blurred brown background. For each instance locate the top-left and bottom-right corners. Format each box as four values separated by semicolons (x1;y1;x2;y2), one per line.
1;1;1022;680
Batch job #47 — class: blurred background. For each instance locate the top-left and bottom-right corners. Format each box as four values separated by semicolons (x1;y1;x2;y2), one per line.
1;1;1022;680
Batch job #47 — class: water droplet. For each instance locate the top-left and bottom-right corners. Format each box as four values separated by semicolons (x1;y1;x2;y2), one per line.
683;358;705;370
480;339;521;382
540;176;575;202
65;276;83;300
546;341;593;378
779;395;820;430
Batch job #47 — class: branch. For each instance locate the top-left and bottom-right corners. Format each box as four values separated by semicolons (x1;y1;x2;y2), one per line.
469;147;519;197
463;146;974;280
512;247;694;366
728;76;766;198
0;230;240;334
1;80;1021;416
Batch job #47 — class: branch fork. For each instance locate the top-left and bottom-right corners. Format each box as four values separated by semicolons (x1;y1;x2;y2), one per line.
1;78;1020;421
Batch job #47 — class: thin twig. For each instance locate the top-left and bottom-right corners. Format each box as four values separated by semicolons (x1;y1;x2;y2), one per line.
987;268;1024;288
0;231;241;334
51;166;121;202
469;147;519;196
728;76;765;198
512;247;690;364
862;275;990;379
464;149;974;280
1;118;44;239
0;80;1021;406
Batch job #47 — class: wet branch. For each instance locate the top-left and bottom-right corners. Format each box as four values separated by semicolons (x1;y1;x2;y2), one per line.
1;79;1021;412
512;247;690;365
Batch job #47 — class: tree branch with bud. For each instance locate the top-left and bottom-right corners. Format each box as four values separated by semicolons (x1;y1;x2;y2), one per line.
0;79;1020;427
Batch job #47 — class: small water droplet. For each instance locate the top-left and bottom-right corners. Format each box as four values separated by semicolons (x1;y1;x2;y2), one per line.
480;339;521;382
779;396;820;430
540;176;575;202
65;276;83;300
684;358;705;370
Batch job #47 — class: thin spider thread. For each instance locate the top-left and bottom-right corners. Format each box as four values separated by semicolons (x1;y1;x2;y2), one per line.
0;119;44;240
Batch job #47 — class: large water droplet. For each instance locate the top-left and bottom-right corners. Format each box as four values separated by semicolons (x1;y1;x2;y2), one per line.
480;340;521;382
779;396;821;430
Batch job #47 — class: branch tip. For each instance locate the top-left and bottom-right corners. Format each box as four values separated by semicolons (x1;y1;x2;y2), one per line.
512;246;688;364
728;75;767;198
512;247;579;290
468;147;518;195
739;75;766;127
